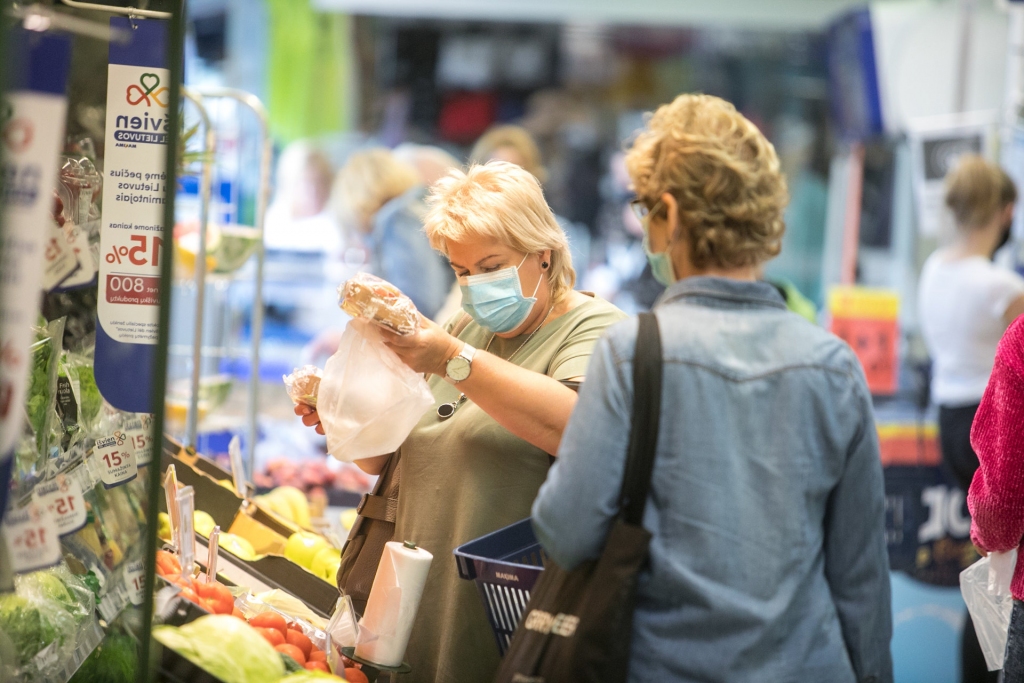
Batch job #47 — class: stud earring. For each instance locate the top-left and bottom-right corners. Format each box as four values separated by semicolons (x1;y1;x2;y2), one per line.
541;262;549;269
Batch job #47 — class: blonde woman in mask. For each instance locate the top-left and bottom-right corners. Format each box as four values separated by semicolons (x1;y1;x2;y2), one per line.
297;161;625;683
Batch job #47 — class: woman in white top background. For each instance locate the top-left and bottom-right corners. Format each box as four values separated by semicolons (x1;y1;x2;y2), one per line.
918;153;1023;683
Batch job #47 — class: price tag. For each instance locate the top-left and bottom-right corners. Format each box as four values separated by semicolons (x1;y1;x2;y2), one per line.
42;222;80;291
176;486;196;578
93;431;137;487
1;502;61;574
123;414;153;466
124;558;146;606
34;473;87;536
98;579;129;623
56;222;99;290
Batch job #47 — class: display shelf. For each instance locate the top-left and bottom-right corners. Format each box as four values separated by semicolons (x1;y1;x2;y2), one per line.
96;560;133;624
192;535;336;618
53;616;104;683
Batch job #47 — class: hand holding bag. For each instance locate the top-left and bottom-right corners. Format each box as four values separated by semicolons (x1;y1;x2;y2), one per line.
494;312;663;683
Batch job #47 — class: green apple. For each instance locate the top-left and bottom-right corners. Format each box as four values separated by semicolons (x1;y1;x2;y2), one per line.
284;531;331;569
310;546;342;581
193;510;216;537
339;508;358;532
218;533;257;561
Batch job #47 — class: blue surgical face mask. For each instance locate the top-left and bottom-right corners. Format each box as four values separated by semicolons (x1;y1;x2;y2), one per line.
641;202;676;286
460;255;542;333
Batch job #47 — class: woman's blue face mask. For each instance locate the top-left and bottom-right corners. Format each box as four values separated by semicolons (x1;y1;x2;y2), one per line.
460;254;542;333
640;200;677;287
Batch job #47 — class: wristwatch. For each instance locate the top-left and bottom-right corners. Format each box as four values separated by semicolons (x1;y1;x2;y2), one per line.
445;343;476;384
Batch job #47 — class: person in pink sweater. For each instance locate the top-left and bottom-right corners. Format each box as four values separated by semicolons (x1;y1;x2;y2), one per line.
969;314;1024;678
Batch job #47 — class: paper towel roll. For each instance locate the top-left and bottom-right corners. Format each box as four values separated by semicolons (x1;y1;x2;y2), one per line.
355;540;433;667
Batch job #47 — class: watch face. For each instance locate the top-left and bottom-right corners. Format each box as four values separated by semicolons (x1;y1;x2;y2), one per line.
447;356;471;381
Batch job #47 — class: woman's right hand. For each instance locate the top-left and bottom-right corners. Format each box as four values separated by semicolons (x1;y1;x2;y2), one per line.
294;404;324;435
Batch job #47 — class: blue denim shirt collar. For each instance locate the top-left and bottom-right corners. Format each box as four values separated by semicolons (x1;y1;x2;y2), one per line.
656;276;787;311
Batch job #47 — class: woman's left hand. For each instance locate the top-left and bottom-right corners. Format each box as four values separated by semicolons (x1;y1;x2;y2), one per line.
379;315;462;376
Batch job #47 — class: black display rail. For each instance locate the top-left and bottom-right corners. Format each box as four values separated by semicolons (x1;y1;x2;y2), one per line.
157;645;227;683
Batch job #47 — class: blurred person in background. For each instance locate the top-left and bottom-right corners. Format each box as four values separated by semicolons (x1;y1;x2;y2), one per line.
265;140;342;254
470;124;592;274
584;151;665;314
533;94;893;682
966;316;1024;681
918;154;1023;683
331;147;455;319
393;142;461;186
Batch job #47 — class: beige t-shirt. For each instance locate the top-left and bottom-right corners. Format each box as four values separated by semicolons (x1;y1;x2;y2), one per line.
394;295;626;683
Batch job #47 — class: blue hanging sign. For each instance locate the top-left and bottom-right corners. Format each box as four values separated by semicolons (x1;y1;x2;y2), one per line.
94;18;171;413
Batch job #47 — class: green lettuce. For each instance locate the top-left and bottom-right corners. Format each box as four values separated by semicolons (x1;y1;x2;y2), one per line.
0;592;71;667
153;615;284;683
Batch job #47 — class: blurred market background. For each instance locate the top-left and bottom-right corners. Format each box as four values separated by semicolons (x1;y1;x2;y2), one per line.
99;1;1021;680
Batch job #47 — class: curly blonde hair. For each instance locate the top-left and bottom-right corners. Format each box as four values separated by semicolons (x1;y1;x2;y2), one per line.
423;161;575;303
625;94;789;269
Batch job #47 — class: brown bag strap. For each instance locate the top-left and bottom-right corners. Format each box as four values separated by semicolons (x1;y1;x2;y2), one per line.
356;493;398;523
343;449;401;547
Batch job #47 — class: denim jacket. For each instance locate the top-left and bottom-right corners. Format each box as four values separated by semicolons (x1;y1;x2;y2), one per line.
533;277;893;683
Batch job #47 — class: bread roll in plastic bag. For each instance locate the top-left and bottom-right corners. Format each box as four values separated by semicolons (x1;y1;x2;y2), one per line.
317;320;434;461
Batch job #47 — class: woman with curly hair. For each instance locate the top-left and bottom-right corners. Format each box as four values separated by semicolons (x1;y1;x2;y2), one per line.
532;94;893;682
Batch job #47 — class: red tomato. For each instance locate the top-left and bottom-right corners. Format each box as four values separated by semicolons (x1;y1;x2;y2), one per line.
156;550;181;576
250;611;288;635
308;650;327;662
304;661;330;673
255;627;285;647
193;581;233;613
285;629;313;659
231;606;245;619
286;622;304;632
344;667;369;683
275;643;306;666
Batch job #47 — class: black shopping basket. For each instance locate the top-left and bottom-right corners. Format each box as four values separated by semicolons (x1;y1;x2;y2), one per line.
453;518;546;655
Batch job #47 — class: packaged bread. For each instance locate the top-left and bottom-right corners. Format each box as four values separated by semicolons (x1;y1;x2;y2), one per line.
284;365;322;408
338;273;419;336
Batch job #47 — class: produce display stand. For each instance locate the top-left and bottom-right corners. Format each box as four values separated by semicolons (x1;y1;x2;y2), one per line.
0;1;185;682
159;436;339;616
2;3;359;681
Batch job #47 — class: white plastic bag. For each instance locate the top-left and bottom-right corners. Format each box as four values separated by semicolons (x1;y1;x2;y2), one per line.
317;320;434;462
960;549;1018;671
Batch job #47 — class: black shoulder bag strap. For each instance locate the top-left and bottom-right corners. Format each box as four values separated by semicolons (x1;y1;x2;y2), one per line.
495;311;663;683
620;311;663;526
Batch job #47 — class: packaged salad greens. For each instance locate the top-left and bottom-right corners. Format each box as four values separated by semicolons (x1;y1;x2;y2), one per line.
16;563;96;627
25;319;64;450
63;346;103;438
0;573;77;679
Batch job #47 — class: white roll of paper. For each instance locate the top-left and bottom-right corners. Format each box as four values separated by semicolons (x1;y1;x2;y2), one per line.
355;541;433;667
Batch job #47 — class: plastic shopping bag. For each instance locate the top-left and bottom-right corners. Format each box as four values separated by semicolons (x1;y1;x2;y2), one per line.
960;549;1017;671
317;320;434;462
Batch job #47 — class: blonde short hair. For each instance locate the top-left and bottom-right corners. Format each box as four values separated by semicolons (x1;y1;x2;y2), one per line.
331;148;420;230
625;94;788;269
423;161;575;303
470;125;548;183
945;155;1017;231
